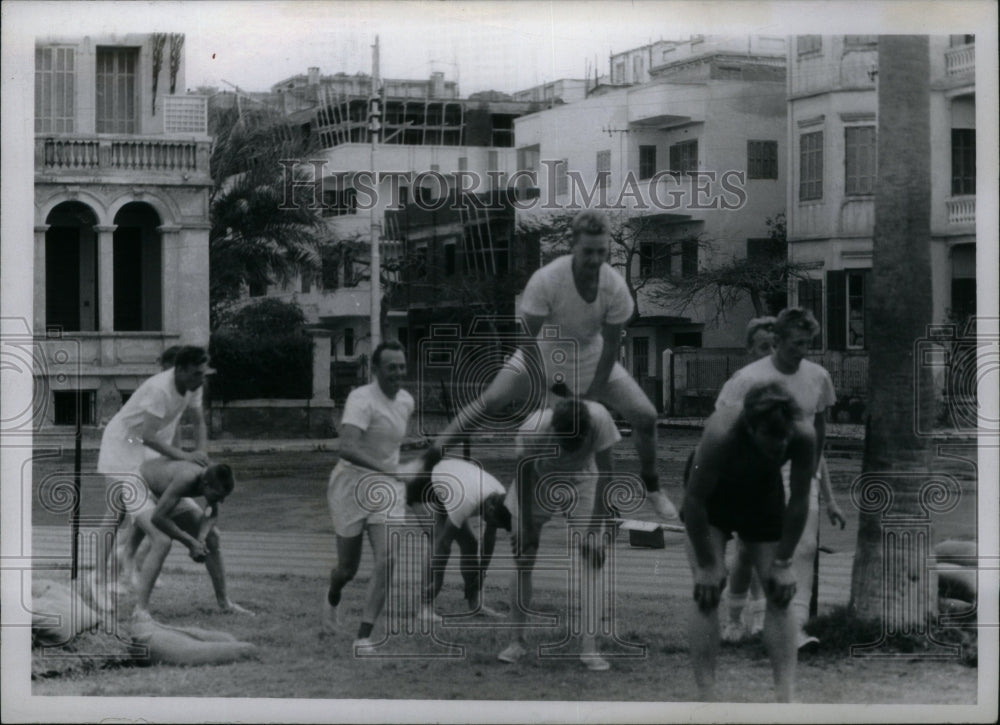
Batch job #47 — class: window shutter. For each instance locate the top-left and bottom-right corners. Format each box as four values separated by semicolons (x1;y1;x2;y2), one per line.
862;269;871;350
827;270;846;350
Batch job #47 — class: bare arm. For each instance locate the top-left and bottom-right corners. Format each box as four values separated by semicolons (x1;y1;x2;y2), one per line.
591;446;615;529
682;430;725;570
775;425;817;562
584;321;624;399
141;414;207;466
151;474;206;558
815;456;846;529
812;411;826;475
191;405;208;454
336;424;395;474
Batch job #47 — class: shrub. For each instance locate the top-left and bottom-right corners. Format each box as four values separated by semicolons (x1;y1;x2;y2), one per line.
209;300;313;401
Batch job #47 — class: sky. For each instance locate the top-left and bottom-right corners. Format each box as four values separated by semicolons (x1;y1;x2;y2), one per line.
6;0;995;97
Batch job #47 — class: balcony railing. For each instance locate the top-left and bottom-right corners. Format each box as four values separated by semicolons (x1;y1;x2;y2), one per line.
37;135;211;176
945;44;975;77
947;196;976;226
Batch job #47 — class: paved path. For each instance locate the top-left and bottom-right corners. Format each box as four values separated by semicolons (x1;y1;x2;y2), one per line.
31;523;854;609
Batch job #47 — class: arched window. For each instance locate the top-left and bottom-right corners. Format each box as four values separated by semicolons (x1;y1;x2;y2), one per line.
113;202;163;331
45;202;99;332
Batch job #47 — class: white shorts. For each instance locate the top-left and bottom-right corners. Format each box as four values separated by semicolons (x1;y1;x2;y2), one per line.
327;460;407;538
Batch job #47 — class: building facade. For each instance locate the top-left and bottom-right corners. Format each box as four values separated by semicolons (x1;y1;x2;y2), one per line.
785;35;976;410
33;33;212;428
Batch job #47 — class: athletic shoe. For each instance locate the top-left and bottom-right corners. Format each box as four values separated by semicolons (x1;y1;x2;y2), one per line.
353;637;377;656
797;631;820;650
322;598;340;634
497;641;527;664
747;601;766;635
721;619;746;643
580;652;611;671
645;489;680;522
476;603;504;619
418;606;443;626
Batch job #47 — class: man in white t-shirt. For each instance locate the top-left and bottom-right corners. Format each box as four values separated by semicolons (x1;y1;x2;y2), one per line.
90;346;211;605
407;457;510;619
498;397;621;671
714;308;844;646
323;341;415;655
427;210;678;522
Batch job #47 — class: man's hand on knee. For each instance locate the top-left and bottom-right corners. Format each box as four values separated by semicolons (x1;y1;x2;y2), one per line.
693;565;727;613
764;563;796;608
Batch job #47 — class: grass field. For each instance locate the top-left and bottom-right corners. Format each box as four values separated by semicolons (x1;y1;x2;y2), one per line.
28;431;981;704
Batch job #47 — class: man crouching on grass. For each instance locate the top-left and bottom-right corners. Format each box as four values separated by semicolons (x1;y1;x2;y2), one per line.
681;381;815;702
130;458;251;620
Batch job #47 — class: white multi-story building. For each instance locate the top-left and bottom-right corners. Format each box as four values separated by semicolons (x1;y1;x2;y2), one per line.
786;35;976;401
32;33;211;429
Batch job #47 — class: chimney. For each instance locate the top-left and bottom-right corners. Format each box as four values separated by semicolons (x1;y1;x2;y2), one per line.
308;67;320;86
430;71;445;99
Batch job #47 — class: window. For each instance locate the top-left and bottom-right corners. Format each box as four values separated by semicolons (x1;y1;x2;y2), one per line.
799;131;823;201
344;327;355;357
120;391;134;407
673;331;702;348
633;55;644;82
747;140;778;179
845;126;876;195
301;270;313;294
596;149;611;188
951;129;976;196
797;36;822;55
639;241;669;277
639;145;657;180
671;238;698;278
826;269;869;350
949;35;975;47
797;278;824;349
35;46;75;133
343;252;357;286
95;47;138;134
554;158;568;196
614;61;626;83
53;390;96;426
412;244;428;278
516;145;540;194
669;140;698;177
321;250;340;290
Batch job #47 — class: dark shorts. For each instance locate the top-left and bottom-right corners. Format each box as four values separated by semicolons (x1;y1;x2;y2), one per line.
681;451;785;543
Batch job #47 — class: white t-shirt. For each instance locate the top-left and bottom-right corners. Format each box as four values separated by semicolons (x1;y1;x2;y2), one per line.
715;356;836;418
430;458;505;527
519;255;634;392
97;369;203;476
516;399;621;479
339;382;414;471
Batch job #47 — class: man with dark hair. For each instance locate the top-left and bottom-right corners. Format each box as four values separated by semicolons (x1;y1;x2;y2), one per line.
428;209;677;523
407;457;509;620
715;307;841;647
323;339;414;654
90;345;212;605
130;458;246;619
682;381;816;702
499;396;620;671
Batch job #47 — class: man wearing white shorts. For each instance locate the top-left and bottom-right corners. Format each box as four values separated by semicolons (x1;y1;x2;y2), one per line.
323;341;414;654
92;346;211;604
714;308;844;646
498;397;621;671
426;210;678;522
408;457;510;618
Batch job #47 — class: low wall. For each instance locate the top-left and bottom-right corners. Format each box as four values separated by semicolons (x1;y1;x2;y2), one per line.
208;399;337;440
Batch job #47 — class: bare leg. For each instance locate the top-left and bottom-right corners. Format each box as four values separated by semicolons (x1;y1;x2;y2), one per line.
132;522;172;617
361;523;393;626
328;534;364;606
433;363;529;451
684;527;728;702
726;538;754;629
749;542;797;703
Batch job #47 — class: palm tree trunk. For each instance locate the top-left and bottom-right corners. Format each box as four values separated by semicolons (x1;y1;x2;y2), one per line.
849;36;936;626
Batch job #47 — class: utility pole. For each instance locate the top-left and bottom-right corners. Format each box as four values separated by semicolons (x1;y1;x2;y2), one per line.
369;35;382;349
